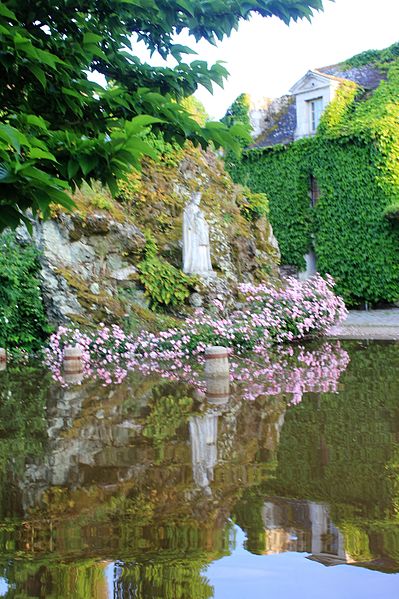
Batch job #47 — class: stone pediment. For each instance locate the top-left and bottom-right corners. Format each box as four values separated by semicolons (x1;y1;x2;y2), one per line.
289;70;332;95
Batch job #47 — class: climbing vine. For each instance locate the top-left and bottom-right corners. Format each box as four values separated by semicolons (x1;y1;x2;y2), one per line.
230;50;399;306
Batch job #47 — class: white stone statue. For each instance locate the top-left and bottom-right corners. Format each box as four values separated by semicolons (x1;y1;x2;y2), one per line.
183;192;214;276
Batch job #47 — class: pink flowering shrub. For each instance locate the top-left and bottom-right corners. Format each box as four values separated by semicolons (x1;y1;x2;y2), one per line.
129;274;347;359
45;323;133;386
46;274;347;387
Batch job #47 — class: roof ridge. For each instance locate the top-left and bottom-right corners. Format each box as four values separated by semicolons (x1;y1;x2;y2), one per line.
312;68;350;83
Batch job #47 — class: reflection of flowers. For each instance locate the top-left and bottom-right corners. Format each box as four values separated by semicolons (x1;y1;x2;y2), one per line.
232;343;350;403
45;275;348;400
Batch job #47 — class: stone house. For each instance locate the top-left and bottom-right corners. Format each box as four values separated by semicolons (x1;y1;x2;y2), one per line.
267;63;385;280
232;46;399;306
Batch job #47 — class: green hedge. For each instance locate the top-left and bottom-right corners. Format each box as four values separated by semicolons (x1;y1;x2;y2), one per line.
0;231;51;352
230;60;399;306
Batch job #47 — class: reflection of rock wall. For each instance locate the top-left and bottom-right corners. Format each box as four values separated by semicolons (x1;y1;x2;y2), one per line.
4;345;399;577
13;375;287;561
21;380;150;511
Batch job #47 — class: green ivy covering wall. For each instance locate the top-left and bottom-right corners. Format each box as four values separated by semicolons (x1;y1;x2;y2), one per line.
231;50;399;306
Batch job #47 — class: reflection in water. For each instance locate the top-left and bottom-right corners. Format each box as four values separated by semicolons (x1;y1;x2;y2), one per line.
189;372;230;495
190;412;218;494
0;341;398;598
262;498;346;562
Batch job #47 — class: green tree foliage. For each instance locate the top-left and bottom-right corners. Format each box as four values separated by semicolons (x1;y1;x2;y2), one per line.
221;93;253;170
0;0;325;231
221;92;252;135
230;53;399;306
181;96;209;126
0;231;51;351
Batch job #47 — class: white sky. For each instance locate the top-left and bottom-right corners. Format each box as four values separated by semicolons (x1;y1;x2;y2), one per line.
159;0;399;119
95;0;399;120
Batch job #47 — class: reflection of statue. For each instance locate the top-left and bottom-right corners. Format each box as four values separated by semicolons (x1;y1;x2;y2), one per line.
189;413;218;495
183;192;214;276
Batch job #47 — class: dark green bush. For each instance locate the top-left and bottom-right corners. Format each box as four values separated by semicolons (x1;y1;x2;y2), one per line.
138;232;194;309
0;231;51;352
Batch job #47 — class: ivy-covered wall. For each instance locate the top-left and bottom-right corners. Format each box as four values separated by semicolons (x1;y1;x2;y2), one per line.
231;53;399;306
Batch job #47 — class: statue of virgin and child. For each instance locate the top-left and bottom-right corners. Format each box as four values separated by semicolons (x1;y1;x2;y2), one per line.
183;191;214;277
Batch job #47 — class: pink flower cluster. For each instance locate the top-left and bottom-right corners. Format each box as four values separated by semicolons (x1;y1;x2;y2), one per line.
45;323;133;386
45;274;347;390
128;274;347;360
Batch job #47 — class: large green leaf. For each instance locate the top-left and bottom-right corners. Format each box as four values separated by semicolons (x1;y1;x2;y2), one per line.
29;148;57;162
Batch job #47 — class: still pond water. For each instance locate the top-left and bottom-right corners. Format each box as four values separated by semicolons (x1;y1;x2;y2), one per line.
0;340;398;598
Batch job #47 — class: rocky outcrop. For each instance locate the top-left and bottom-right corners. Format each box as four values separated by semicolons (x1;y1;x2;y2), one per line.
25;145;280;326
30;213;147;325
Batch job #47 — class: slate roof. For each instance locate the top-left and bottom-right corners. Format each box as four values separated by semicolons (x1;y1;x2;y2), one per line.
250;96;297;149
251;61;385;150
316;64;385;90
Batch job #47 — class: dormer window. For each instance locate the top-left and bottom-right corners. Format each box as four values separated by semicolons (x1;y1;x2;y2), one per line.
290;71;339;140
308;97;323;133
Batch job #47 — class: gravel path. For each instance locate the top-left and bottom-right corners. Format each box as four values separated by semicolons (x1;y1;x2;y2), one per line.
327;309;399;340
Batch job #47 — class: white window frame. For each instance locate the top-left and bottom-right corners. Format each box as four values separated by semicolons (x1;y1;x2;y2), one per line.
307;97;323;133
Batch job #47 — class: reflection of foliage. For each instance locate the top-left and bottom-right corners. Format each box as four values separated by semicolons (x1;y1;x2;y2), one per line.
268;341;399;514
2;554;214;599
3;340;399;593
143;392;193;460
234;341;399;566
2;556;214;599
366;520;399;564
2;560;108;599
339;522;373;562
0;366;50;518
233;491;267;555
114;558;213;599
97;493;154;523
